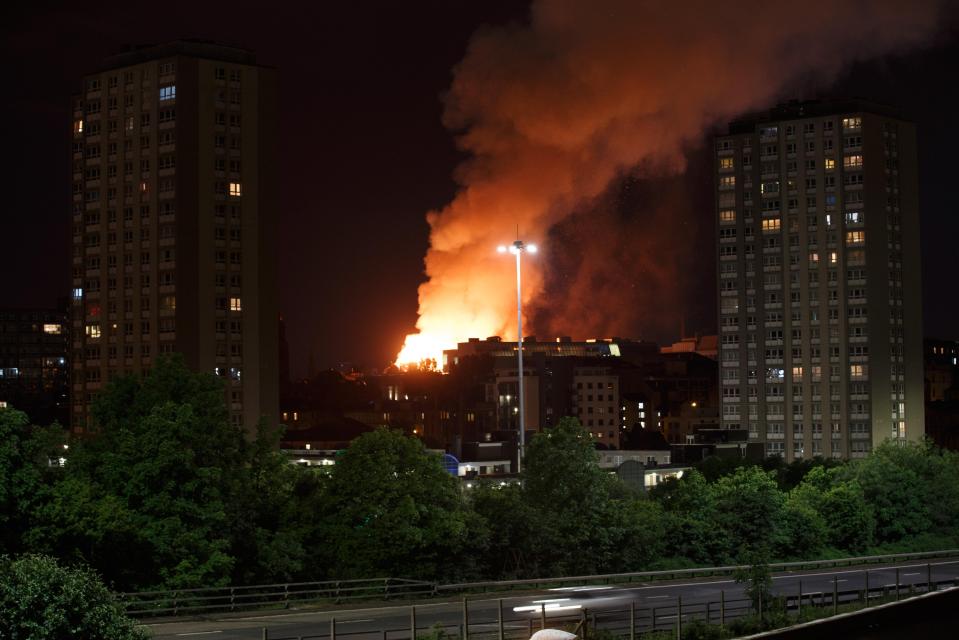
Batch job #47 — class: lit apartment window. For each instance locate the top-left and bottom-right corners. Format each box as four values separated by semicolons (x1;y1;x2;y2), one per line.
719;157;734;170
829;251;838;264
229;182;242;197
846;231;865;245
842;117;862;130
230;297;242;312
850;364;868;379
792;366;803;380
824;157;835;170
85;324;101;339
762;218;781;232
809;252;819;264
719;210;736;224
43;324;62;335
843;155;863;169
159;85;176;101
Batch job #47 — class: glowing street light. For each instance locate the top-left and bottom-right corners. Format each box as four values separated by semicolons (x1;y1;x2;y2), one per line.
497;239;537;474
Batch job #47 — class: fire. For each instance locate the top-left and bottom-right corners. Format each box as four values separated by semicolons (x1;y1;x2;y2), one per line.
395;333;451;370
394;239;537;369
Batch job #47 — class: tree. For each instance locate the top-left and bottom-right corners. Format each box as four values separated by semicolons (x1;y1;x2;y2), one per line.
774;493;827;559
712;466;784;557
614;497;668;571
763;456;843;491
733;548;773;618
318;428;483;580
654;470;730;565
821;481;875;552
521;417;635;575
840;440;942;543
0;554;146;639
0;408;63;555
35;355;246;590
226;420;320;585
790;466;874;553
469;481;534;578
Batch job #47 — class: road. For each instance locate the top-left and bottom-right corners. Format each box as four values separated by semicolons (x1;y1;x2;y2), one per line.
148;559;959;640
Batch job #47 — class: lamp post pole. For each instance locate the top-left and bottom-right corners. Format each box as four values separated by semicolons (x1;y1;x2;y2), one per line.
498;239;537;475
515;242;525;475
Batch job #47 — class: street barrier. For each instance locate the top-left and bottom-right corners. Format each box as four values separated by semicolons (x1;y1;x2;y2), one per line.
119;577;434;617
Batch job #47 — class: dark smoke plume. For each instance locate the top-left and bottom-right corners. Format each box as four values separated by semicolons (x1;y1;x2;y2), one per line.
398;0;942;363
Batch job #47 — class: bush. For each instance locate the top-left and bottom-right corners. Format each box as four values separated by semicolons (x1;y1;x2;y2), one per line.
0;554;146;639
417;623;455;640
681;619;726;639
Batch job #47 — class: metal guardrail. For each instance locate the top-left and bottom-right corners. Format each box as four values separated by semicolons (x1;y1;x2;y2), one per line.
121;548;959;618
435;548;959;593
119;577;434;617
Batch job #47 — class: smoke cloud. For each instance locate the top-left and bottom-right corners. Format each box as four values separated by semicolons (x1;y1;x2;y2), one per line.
398;0;942;363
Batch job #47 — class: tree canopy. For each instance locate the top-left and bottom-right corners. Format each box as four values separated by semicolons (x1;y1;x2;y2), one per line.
0;408;63;556
4;374;959;595
317;428;483;580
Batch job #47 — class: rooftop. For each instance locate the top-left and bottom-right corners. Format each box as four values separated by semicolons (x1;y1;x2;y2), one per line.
728;99;908;134
99;39;257;72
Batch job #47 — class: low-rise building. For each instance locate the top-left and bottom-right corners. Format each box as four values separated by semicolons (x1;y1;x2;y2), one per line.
0;306;69;426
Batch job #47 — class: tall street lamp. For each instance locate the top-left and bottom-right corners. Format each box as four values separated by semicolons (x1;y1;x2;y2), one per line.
497;239;537;474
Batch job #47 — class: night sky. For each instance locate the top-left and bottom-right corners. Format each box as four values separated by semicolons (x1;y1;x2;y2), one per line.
2;2;957;377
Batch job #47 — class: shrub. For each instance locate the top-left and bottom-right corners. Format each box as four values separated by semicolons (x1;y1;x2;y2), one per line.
0;554;146;640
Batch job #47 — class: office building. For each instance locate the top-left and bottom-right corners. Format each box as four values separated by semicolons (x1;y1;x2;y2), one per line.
70;40;278;432
715;100;924;460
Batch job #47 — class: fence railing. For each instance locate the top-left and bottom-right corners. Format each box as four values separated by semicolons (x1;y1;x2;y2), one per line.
434;548;959;593
258;571;958;640
119;577;434;617
122;548;959;619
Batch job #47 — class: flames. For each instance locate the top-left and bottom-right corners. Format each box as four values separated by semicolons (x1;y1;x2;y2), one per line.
395;333;450;370
396;242;542;368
